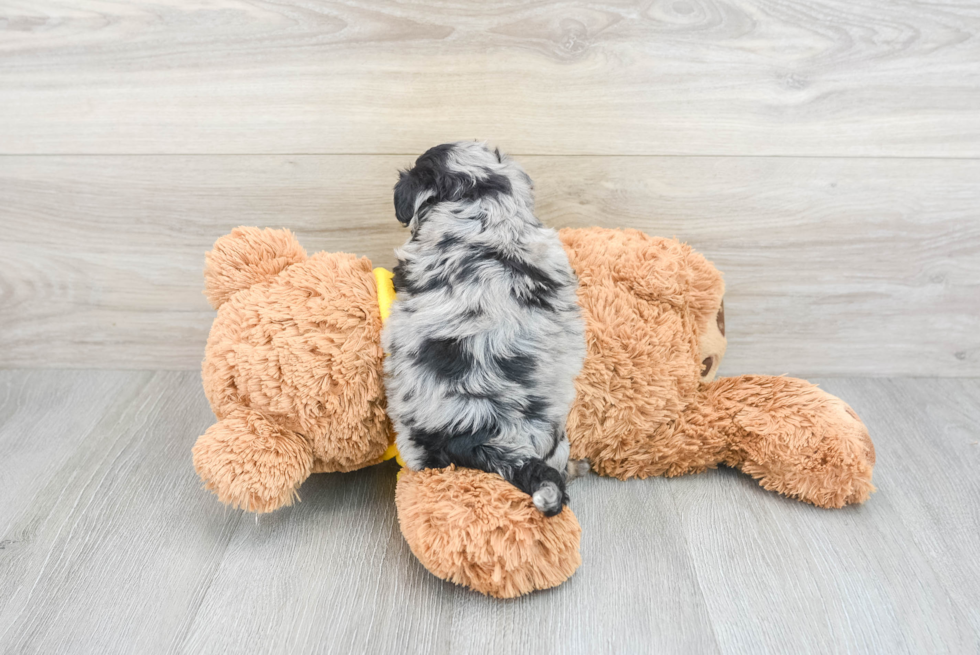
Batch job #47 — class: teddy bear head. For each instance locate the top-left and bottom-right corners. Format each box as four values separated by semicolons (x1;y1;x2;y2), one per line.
201;227;392;474
559;227;727;474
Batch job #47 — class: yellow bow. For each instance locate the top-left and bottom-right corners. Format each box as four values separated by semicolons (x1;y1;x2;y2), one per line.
374;268;406;470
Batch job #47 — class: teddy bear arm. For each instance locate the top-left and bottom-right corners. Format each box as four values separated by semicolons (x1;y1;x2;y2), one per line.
696;375;876;508
192;409;315;513
571;414;732;481
395;466;582;598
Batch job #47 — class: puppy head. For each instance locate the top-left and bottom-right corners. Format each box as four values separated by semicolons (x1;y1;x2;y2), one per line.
393;141;535;228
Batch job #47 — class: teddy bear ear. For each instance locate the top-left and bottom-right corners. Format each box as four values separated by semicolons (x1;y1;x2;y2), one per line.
204;227;308;309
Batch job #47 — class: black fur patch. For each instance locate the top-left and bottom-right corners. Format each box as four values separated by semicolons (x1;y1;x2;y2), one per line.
478;247;563;311
511;459;568;516
392;262;441;295
542;424;564;460
393;144;513;228
524;395;549;423
444;431;510;471
463;306;484;320
511;288;555;312
410;423;502;470
436;233;462;250
420;337;473;382
496;352;535;385
469;168;513;201
484;248;556;286
391;262;411;293
393;170;425;225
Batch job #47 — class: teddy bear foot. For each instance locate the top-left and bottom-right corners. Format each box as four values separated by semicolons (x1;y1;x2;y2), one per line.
719;376;876;509
395;466;582;598
192;409;315;513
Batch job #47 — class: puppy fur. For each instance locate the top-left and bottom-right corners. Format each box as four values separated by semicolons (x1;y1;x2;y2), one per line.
383;142;586;516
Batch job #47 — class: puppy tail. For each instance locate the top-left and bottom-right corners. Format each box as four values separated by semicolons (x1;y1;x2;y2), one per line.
512;458;569;517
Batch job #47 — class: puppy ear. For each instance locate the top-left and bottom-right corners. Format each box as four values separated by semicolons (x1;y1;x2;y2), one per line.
394;170;425;225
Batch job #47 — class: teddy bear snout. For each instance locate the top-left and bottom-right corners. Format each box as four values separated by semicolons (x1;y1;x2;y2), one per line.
697;296;727;384
844;405;876;466
862;431;876;466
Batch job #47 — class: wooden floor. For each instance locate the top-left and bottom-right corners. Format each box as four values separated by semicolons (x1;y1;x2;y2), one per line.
0;370;977;654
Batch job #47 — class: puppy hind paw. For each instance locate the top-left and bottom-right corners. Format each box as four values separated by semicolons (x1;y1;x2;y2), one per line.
567;458;591;481
532;482;563;516
512;457;569;516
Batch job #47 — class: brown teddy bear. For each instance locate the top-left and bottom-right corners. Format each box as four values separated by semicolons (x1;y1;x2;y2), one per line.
193;226;875;598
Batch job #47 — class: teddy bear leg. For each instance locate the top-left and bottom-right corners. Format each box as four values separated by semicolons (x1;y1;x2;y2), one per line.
192;409;315;513
395;467;582;598
707;376;876;508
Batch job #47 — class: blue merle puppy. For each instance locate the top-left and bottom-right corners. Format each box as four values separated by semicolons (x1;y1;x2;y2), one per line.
382;141;587;516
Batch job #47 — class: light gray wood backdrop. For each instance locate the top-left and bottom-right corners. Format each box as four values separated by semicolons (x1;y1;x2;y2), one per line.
1;0;978;375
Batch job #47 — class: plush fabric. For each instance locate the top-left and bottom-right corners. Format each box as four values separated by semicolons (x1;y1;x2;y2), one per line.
561;227;875;508
192;409;314;513
396;466;581;598
192;225;876;598
707;375;875;508
204;226;308;310
194;228;392;514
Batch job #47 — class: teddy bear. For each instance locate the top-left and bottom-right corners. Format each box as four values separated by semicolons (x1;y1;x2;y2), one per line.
193;226;875;598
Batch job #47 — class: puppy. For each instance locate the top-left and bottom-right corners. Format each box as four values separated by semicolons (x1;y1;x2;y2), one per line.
382;142;586;516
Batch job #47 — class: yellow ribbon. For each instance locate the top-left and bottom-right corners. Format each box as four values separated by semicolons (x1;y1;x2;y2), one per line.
374;267;406;470
374;267;396;323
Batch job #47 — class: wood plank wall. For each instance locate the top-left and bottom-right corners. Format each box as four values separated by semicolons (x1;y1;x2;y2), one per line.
1;1;978;375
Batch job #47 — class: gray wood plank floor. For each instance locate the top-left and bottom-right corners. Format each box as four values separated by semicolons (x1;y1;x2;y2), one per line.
0;371;977;654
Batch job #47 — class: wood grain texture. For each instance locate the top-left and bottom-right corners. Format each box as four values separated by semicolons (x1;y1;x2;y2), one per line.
670;377;980;654
1;155;977;375
0;370;148;531
184;465;720;654
1;371;978;654
0;370;241;653
1;0;979;156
